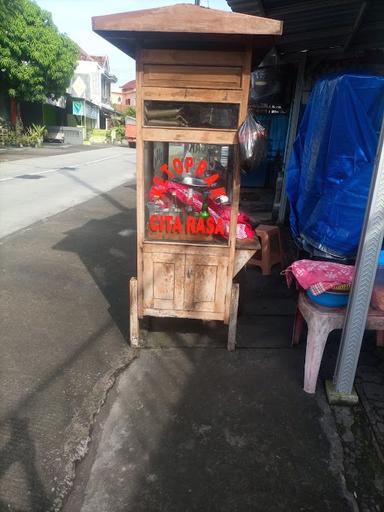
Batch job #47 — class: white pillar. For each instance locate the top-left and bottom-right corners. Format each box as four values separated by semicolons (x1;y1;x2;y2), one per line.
333;118;384;394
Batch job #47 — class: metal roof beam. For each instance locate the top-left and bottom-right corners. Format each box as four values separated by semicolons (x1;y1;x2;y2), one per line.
228;0;262;9
343;1;369;51
281;25;352;44
266;0;360;17
227;1;264;17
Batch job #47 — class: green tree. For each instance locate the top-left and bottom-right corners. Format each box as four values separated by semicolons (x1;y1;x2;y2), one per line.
125;106;136;118
0;0;79;102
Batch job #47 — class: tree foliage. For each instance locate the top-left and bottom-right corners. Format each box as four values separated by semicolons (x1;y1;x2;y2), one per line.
0;0;79;102
125;106;136;118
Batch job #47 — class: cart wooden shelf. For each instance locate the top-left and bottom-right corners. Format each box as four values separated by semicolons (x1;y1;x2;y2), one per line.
93;4;282;350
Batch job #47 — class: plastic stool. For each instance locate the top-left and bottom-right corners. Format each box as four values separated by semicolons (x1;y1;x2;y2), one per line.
292;292;384;394
252;225;284;275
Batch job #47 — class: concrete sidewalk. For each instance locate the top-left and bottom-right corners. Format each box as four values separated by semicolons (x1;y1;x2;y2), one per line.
1;183;383;511
65;349;355;512
64;255;384;509
0;143;124;162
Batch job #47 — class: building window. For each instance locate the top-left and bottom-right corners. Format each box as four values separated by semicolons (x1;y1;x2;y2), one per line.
125;99;130;105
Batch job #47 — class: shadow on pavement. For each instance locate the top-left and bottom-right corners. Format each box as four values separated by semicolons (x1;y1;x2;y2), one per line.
0;318;116;511
0;418;52;511
53;210;137;340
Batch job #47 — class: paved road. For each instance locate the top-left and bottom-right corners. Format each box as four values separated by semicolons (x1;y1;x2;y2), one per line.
0;146;136;238
0;182;137;511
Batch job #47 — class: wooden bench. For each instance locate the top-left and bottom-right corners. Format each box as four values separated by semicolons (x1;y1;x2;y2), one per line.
292;291;384;393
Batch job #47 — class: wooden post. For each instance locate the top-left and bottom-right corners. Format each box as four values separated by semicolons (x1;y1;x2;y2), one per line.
130;277;139;347
227;283;240;351
135;49;144;318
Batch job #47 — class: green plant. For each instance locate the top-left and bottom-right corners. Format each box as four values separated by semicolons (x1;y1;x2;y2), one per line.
18;134;31;146
115;125;125;141
111;114;125;128
25;123;47;145
125;106;136;118
32;123;47;138
4;129;17;146
0;115;10;129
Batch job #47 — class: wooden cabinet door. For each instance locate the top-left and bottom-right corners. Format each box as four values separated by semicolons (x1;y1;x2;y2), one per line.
184;255;228;313
143;252;185;310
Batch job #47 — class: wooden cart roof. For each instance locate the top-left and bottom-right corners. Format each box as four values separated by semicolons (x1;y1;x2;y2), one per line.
92;4;283;59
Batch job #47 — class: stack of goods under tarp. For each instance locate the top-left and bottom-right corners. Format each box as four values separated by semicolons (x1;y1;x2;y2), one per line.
285;260;354;307
286;73;384;261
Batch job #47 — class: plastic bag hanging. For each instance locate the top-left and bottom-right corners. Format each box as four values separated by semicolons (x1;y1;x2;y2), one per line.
238;111;267;172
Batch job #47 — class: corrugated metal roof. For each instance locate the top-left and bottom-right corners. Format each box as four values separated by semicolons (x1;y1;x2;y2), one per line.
227;0;384;56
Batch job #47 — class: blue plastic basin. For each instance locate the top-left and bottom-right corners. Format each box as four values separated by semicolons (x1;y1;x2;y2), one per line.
306;288;349;308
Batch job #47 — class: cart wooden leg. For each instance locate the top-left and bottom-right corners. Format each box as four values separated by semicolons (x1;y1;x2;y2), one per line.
227;283;240;351
130;277;140;348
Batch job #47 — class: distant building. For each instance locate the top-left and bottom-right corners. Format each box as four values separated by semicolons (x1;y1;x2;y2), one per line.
67;49;117;129
111;80;136;112
0;46;118;145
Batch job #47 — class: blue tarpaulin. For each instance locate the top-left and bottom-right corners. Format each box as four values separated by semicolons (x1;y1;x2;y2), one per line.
286;73;384;259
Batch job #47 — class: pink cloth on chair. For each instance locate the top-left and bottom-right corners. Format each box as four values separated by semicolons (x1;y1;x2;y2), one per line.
285;259;354;295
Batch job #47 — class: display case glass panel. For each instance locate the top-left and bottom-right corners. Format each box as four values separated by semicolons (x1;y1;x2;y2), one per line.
144;101;239;129
144;141;234;245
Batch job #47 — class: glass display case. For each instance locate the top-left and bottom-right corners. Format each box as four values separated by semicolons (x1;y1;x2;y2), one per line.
144;141;234;244
144;101;239;129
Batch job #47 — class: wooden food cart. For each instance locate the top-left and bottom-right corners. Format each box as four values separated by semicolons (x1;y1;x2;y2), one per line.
92;4;282;350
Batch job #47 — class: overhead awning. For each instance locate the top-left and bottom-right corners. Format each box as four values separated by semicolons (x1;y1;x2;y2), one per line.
227;0;384;57
100;103;115;114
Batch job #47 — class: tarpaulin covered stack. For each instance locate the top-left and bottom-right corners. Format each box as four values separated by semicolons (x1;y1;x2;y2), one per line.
286;73;384;259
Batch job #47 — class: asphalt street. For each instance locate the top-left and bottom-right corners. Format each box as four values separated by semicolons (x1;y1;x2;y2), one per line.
0;175;138;511
0;146;136;238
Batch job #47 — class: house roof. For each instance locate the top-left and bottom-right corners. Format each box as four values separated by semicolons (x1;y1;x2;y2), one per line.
90;55;108;67
121;80;136;91
78;47;109;67
92;4;282;59
77;48;116;81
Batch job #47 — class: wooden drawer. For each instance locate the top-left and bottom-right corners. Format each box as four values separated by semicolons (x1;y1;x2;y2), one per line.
143;64;242;89
184;254;228;313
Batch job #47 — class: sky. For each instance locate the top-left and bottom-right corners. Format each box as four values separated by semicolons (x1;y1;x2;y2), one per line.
34;0;231;86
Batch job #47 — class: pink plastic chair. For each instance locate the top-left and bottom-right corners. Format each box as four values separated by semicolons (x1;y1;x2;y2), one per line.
292;291;384;393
